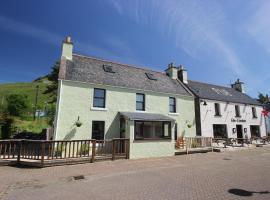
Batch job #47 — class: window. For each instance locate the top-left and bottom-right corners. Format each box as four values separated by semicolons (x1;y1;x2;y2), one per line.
213;124;227;138
214;103;221;116
103;65;115;73
92;121;105;140
252;107;257;118
136;93;145;111
169;97;176;113
250;125;260;137
145;72;157;80
93;88;106;108
235;105;241;117
135;121;171;140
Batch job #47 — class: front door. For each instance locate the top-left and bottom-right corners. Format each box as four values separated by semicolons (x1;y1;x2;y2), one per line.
236;125;243;139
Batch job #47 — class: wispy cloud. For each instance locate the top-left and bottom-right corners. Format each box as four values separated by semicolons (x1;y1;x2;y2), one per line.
0;15;61;45
0;15;138;64
108;0;270;95
245;1;270;54
108;0;246;76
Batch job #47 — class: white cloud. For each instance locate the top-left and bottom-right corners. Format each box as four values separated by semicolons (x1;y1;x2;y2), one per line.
0;15;137;64
245;1;270;54
108;0;246;76
0;15;61;45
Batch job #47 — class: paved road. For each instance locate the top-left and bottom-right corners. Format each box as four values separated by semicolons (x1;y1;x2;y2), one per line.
1;147;270;200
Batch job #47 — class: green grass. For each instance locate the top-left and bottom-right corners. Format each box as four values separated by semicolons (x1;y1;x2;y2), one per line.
0;79;53;112
0;79;54;136
13;117;50;134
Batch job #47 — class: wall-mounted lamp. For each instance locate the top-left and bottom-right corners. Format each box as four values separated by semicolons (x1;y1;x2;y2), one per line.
244;128;247;133
200;100;207;106
232;128;236;133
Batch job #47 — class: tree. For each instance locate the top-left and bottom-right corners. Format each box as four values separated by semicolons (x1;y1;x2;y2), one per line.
43;61;60;103
0;110;14;139
258;93;269;105
258;93;270;111
6;94;30;116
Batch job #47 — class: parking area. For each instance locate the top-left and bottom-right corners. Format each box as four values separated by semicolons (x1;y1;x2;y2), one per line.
0;146;270;200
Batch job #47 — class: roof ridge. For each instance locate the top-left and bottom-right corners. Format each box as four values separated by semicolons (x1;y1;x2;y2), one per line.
73;53;166;75
189;80;233;90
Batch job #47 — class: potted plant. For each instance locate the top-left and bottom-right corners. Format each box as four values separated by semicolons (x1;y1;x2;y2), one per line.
75;116;82;127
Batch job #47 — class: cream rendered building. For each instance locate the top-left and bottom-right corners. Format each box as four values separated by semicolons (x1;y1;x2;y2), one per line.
54;37;196;159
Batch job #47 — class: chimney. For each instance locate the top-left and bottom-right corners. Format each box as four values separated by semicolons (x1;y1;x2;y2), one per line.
231;79;245;93
61;36;73;60
165;63;178;79
178;65;188;84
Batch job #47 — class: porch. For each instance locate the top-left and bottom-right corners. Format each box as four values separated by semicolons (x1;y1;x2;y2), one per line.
120;112;176;159
0;138;130;167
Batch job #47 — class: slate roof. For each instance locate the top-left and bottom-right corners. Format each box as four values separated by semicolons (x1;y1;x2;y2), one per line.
120;112;175;121
187;80;261;105
63;54;192;96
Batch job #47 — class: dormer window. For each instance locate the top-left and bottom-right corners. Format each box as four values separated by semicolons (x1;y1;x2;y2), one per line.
145;72;157;80
103;65;115;73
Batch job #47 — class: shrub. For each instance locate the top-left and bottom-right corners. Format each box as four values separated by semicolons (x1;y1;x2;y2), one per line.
6;94;30;116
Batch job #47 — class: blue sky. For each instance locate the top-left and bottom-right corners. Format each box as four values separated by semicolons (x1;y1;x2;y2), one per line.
0;0;269;97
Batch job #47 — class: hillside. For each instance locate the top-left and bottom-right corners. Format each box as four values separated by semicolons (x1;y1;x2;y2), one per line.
0;78;53;111
0;79;54;137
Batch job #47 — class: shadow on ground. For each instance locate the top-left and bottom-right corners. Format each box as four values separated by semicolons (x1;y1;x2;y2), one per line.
228;188;269;197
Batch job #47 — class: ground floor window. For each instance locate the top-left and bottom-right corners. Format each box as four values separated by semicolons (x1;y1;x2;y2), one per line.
250;125;260;137
92;121;105;140
213;124;227;138
135;121;171;140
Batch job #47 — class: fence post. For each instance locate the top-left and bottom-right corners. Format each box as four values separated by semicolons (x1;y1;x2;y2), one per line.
91;140;96;163
41;142;45;167
112;139;116;161
185;138;189;154
210;138;213;152
17;140;22;164
125;139;130;159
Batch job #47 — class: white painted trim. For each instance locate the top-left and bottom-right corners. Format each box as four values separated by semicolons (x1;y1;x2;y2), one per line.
91;107;108;111
54;79;63;140
168;113;179;116
135;110;148;113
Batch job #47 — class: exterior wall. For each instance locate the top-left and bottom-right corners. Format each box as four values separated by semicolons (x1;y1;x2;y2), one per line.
267;118;270;135
199;99;267;138
55;80;196;158
127;121;175;159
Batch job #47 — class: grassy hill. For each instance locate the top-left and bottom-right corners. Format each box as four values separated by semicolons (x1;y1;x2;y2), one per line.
0;78;53;111
0;78;54;136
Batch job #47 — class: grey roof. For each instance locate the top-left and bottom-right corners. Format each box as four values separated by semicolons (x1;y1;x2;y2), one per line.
120;112;175;121
187;80;261;105
64;54;191;96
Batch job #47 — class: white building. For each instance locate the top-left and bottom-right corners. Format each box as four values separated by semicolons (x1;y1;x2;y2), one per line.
179;67;267;139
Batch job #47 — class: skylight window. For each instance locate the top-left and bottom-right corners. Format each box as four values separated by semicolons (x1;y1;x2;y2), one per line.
211;88;232;96
103;65;115;73
145;72;157;80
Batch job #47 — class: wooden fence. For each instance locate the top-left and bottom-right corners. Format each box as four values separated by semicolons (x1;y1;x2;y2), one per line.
176;137;213;154
0;138;130;167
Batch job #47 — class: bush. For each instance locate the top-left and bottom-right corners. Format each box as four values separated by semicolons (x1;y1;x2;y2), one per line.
6;94;30;116
0;114;14;139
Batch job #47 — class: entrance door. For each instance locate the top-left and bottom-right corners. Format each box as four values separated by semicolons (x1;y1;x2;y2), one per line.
236;125;243;139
